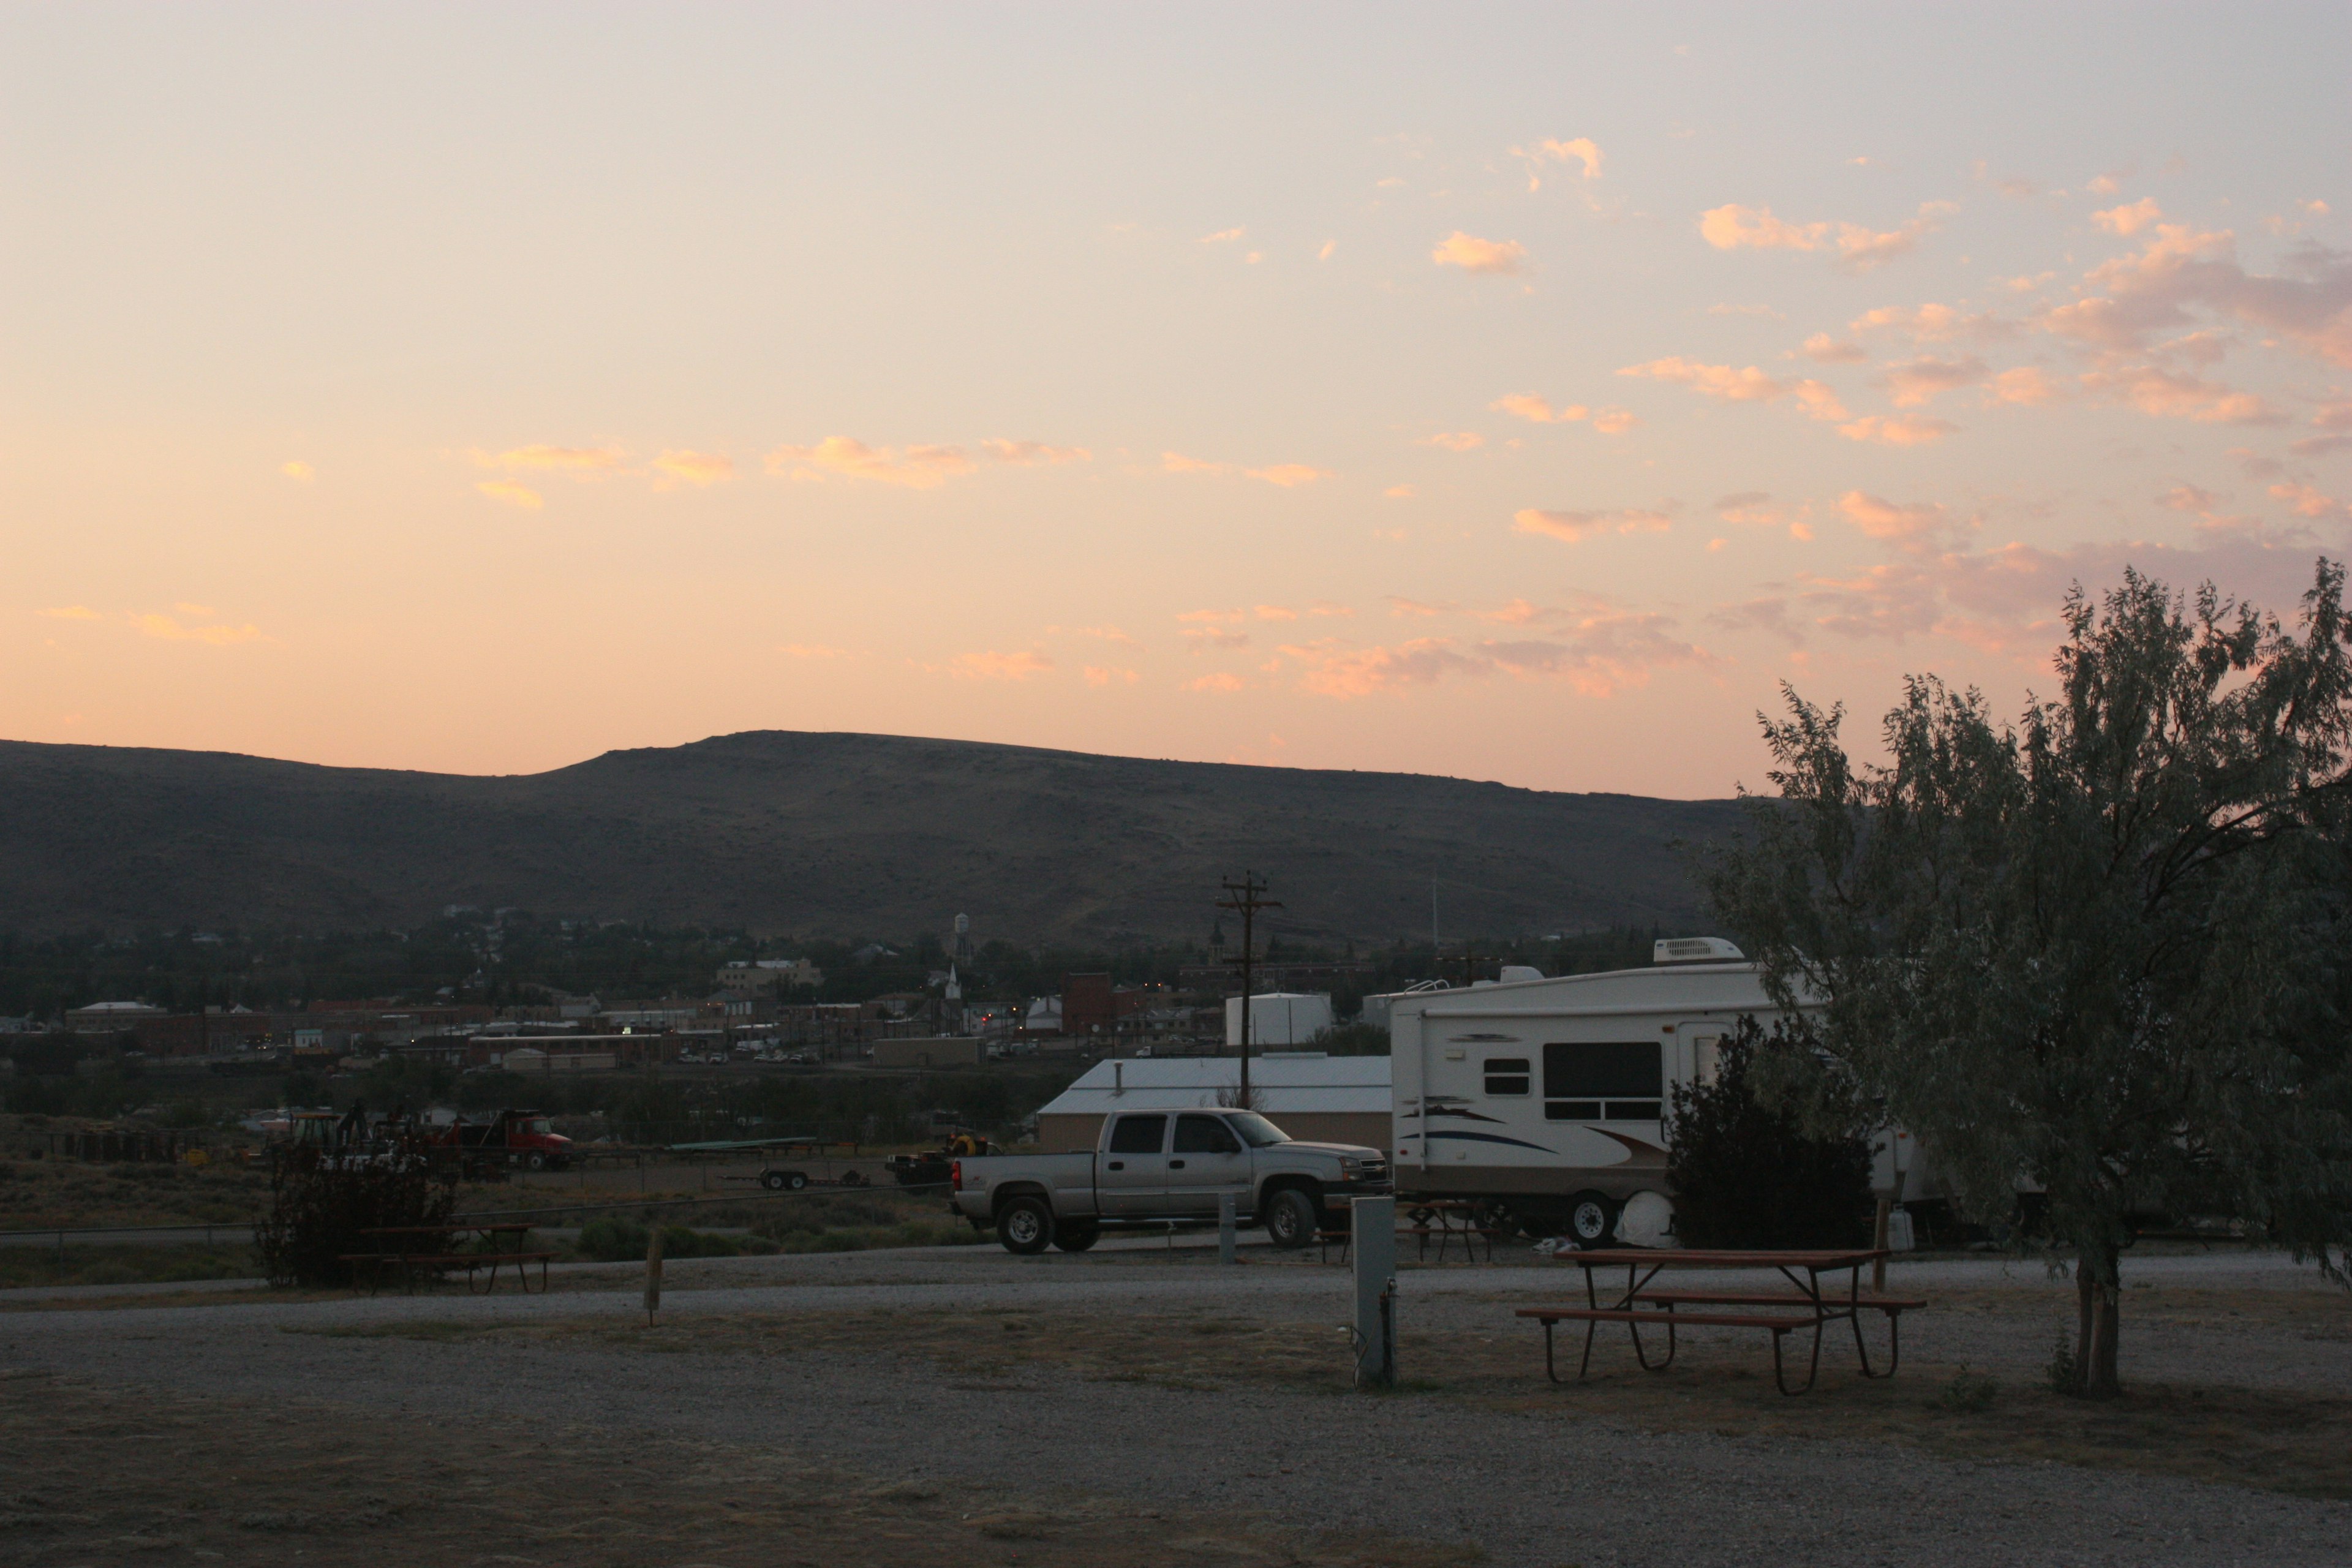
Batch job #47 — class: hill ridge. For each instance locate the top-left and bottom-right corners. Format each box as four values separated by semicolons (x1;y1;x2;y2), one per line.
0;731;1745;944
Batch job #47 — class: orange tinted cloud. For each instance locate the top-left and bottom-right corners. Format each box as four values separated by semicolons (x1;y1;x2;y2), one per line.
1698;201;1950;271
767;437;977;488
1246;463;1332;487
937;649;1052;681
1589;408;1640;434
475;479;543;509
1839;491;1966;552
1512;507;1673;543
1800;333;1868;363
2079;365;2280;424
1432;232;1527;274
1620;359;1847;420
1276;615;1709;699
40;605;100;620
1836;413;1958;445
981;439;1090;466
1989;366;2064;405
135;612;266;646
1423;432;1485;451
1082;666;1140;687
280;460;314;481
1490;393;1589;424
651;450;734;486
2092;198;2163;236
1512;135;1604;190
1882;356;1988;407
480;444;628;474
2270;481;2346;521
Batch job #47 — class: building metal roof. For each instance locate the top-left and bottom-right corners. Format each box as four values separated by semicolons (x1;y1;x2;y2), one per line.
1037;1052;1392;1117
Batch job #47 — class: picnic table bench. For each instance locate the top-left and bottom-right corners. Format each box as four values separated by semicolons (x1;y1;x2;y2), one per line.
341;1223;556;1295
1519;1248;1924;1395
1403;1201;1499;1264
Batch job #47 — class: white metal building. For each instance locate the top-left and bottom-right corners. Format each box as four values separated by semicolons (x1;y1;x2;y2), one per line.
1221;992;1333;1049
1032;1052;1390;1153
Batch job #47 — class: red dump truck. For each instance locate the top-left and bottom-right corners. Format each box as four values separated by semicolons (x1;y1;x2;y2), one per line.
428;1109;573;1174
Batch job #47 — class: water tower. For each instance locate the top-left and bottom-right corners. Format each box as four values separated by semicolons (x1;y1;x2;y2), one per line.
952;913;974;964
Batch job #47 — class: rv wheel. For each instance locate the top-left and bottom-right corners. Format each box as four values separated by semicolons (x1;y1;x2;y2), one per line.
761;1170;789;1191
1567;1191;1616;1247
784;1170;809;1191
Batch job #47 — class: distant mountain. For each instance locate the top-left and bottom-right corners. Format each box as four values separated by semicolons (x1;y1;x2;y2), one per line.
0;732;1749;946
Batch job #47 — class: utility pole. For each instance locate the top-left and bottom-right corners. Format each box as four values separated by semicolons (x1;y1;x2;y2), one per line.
1216;872;1283;1102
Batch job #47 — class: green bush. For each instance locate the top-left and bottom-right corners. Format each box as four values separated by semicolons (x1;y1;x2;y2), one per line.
1665;1017;1874;1249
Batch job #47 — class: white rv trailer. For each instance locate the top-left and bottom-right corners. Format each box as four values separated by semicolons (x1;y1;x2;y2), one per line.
1390;937;1882;1245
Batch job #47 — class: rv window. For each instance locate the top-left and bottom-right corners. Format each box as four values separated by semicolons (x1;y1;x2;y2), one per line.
1173;1114;1242;1155
1602;1101;1663;1121
1543;1042;1660;1114
1106;1114;1167;1154
1543;1101;1602;1120
1483;1058;1530;1096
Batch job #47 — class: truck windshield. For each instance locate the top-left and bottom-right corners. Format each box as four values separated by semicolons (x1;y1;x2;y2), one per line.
1224;1112;1290;1148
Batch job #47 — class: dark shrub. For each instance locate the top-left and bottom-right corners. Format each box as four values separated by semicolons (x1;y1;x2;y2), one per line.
1667;1017;1874;1248
254;1141;458;1288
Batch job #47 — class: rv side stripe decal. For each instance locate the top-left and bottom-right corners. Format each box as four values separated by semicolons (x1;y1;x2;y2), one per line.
1421;1129;1557;1154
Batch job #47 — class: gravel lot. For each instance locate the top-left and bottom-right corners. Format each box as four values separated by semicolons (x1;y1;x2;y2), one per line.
7;1244;2350;1567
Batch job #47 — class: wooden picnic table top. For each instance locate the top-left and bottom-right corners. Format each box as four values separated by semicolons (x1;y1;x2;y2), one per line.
1558;1248;1890;1270
358;1223;535;1237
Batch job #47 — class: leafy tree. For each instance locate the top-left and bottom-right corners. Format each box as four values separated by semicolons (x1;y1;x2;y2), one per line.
1666;1017;1874;1249
1704;565;2352;1396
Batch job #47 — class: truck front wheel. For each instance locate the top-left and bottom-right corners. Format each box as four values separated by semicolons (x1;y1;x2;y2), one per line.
997;1196;1055;1255
1264;1188;1319;1250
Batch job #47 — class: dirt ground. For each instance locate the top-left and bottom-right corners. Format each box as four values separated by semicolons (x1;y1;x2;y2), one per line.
290;1280;2352;1502
0;1370;1471;1568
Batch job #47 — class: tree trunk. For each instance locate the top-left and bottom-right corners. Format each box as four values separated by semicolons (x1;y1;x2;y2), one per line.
2070;1267;2094;1395
2078;1237;2122;1398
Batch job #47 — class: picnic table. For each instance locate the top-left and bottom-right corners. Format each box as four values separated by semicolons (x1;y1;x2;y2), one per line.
342;1223;555;1295
1519;1248;1924;1395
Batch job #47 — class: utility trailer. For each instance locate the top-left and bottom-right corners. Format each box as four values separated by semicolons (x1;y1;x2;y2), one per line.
665;1135;871;1191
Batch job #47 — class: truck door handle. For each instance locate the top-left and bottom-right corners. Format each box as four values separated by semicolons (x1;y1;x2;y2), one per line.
1106;1161;1124;1170
1168;1159;1185;1169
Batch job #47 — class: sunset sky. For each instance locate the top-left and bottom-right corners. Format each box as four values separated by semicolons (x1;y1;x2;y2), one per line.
6;3;2350;799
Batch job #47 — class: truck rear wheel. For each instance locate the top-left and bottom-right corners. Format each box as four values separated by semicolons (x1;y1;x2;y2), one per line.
997;1196;1055;1254
1264;1188;1318;1250
1052;1220;1101;1253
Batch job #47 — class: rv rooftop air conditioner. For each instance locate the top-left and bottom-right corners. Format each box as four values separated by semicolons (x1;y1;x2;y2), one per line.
1653;937;1745;965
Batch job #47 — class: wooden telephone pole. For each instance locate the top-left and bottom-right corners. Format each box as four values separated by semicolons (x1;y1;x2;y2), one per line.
1216;872;1283;1102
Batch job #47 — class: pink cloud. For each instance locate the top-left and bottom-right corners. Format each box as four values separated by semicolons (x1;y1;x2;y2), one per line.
1275;613;1711;699
981;439;1091;466
1801;333;1869;363
2078;364;2281;424
1881;355;1988;407
1432;232;1528;274
1620;358;1847;421
1589;408;1641;434
1836;413;1958;446
2270;481;2346;521
477;444;628;474
937;649;1052;681
1988;366;2065;405
1082;666;1140;687
1248;463;1332;487
2092;197;2164;237
1513;506;1675;543
1490;393;1589;424
1513;136;1604;190
1422;432;1485;451
1699;202;1951;272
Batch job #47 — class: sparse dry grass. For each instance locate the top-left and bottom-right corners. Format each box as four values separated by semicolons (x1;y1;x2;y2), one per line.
0;1371;1485;1567
308;1287;2352;1501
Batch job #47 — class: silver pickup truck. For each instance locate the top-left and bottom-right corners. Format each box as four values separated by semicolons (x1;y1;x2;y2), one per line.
949;1106;1390;1254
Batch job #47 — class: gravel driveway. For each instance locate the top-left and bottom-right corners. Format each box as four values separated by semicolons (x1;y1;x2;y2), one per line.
7;1245;2348;1567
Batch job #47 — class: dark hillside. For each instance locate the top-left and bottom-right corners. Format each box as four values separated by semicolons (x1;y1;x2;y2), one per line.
0;732;1746;944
